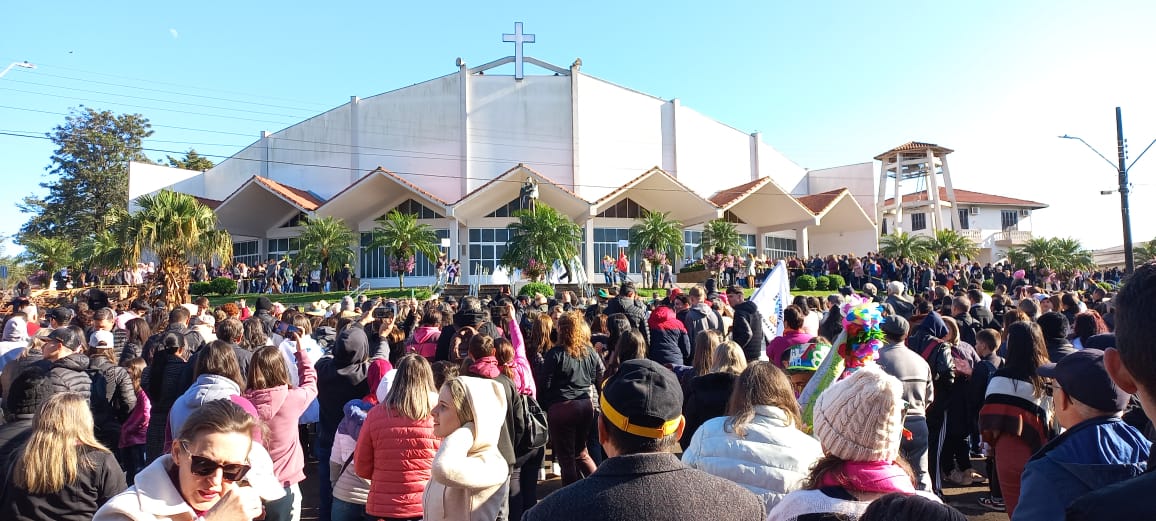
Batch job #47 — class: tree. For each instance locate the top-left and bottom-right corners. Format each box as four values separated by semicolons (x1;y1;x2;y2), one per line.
698;219;744;256
926;229;979;262
500;203;582;282
294;216;356;284
128;190;232;307
1133;238;1156;264
878;232;933;264
370;210;440;289
629;211;684;260
19;107;153;244
1012;237;1092;277
74;226;133;277
166;149;215;171
17;236;74;287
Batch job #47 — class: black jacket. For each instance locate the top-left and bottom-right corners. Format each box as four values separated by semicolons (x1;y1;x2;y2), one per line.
0;448;126;521
316;322;387;446
1047;337;1077;363
0;417;31;493
36;353;92;399
681;372;738;451
88;355;137;448
886;295;915;320
647;326;691;367
953;312;982;347
969;304;1000;330
731;301;765;363
604;296;650;346
523;452;765;521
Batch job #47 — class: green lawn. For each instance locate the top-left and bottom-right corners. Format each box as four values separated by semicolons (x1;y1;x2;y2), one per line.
206;288;432;308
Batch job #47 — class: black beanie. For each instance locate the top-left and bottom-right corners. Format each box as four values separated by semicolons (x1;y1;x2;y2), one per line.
255;296;274;312
4;368;52;418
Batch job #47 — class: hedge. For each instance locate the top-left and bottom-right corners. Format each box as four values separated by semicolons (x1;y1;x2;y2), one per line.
518;282;555;297
815;275;831;291
827;274;846;289
210;277;237;296
981;279;995;291
795;274;817;291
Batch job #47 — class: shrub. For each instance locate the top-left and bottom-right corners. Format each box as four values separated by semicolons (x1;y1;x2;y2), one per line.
1097;281;1112;291
209;277;237;296
795;274;817;291
518;281;555;298
827;274;846;289
981;279;995;291
189;282;212;296
680;261;705;273
815;275;831;291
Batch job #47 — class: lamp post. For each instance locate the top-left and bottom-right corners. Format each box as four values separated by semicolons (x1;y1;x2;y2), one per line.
0;61;35;79
1060;107;1156;274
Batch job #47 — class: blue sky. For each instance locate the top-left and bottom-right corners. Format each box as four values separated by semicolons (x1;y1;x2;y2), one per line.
3;1;1156;252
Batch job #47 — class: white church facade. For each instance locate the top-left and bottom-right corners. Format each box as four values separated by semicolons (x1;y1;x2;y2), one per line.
133;27;1028;287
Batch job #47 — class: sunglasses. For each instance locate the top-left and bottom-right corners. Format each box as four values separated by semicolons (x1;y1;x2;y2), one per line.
182;443;251;481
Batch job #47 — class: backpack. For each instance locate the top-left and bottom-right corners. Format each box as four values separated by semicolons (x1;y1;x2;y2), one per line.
920;338;973;379
513;392;549;457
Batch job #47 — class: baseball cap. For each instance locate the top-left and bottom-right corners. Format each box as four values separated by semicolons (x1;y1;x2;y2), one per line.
599;359;684;439
89;330;115;349
46;306;74;324
47;327;83;350
1038;349;1130;412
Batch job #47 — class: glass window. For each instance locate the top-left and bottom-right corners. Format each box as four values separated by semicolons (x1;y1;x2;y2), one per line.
280;212;309;228
594;228;642;273
486;197;529;218
466;228;508;276
232;240;260;268
958;209;970;230
683;230;702;261
1001;210;1019;230
740;234;757;255
267;238;299;261
596;198;649;219
359;229;449;279
763;236;798;261
911;213;927;231
387;199;443;219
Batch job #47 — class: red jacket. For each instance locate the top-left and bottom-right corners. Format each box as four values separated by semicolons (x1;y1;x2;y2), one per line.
354;405;440;519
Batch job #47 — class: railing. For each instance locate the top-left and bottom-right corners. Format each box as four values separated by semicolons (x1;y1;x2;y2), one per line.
959;229;982;243
996;230;1032;245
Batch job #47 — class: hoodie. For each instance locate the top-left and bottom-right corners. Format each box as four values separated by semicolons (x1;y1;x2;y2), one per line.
422;376;509;521
243;350;318;485
167;374;242;441
408;326;441;360
317;322;374;447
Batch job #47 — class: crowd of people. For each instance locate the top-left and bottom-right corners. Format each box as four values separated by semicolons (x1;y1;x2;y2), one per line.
0;254;1153;521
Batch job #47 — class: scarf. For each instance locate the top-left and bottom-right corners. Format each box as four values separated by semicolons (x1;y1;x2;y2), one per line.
469;356;501;378
817;460;916;495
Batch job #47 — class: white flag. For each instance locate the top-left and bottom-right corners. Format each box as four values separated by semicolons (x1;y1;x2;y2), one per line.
750;260;791;343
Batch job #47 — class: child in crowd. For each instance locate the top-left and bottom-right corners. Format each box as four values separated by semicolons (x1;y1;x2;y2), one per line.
969;329;1005;512
118;357;150;485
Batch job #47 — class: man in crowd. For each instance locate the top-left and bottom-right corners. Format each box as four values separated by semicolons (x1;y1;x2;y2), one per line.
683;286;720;342
1067;262;1156;518
726;285;764;363
1016;349;1149;521
605;282;650;346
885;281;914;320
875;314;934;491
952;296;982;347
524;359;765;521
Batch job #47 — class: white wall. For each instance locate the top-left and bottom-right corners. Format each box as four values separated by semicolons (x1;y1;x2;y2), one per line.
758;141;807;197
809;230;878;257
573;74;667;202
803;163;877;219
673;105;756;196
128;162;204;199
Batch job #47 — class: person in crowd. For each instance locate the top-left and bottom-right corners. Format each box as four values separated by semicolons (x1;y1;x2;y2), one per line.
94;399;278;521
329;356;390;521
37;326;92;397
355;354;440;521
243;341;318;521
979;321;1050;517
727;285;765;363
603;329;647;386
1037;311;1076;362
525;358;765;520
0;392;126;521
951;296;982;347
770;366;941;520
938;316;983;487
1070;310;1108;350
87;329;138;456
907;301;954;494
0;369;52;491
784;337;831;396
885;281;915;320
682;361;823;511
119;318;152;366
766;305;813;368
683;286;721;343
646;305;690;367
169;341;254;446
119;357;150;485
969;329;1005;512
1067;262;1156;518
540;311;603;485
407;309;443;361
858;493;966;521
875;314;935;492
818;296;844;344
604;282;649;346
1014;348;1149;521
682;341;747;450
423;376;510;521
144;331;190;462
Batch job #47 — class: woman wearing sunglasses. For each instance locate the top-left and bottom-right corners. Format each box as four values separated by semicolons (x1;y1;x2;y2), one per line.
95;399;276;521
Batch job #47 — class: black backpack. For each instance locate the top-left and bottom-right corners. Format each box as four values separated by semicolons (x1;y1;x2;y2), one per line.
513;392;549;458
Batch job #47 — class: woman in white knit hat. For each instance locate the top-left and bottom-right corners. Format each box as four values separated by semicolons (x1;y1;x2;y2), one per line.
768;365;945;521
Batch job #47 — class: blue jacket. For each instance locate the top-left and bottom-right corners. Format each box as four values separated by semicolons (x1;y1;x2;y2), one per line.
1014;416;1150;521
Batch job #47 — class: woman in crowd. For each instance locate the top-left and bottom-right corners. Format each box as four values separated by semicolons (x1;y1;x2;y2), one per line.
119;318;152;366
674;329;722;389
329;357;390;521
540;311;603;485
355;354;440;521
770;366;940;520
243;340;318;521
95;400;274;521
88;330;138;456
682;362;823;511
979;321;1050;517
144;332;190;462
242;317;271;350
407;309;443;361
1071;310;1108;350
681;341;748;450
169;341;254;444
767;305;814;367
423;376;510;521
0;392;126;521
603;329;647;385
646;305;691;367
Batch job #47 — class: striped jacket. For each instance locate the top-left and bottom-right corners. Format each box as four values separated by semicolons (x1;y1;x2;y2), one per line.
980;371;1049;452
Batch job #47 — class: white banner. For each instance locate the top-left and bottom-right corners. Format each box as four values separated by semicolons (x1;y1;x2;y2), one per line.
750;260;791;342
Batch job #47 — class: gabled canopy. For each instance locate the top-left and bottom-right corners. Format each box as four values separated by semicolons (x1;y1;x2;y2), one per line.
711;176;817;231
451;164;589;223
316;167;450;229
800;188;877;232
214;176;325;237
590;167;719;225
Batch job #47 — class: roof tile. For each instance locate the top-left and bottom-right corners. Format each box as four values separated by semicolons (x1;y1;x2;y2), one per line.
709;177;771;208
796;188;848;215
882;187;1047;208
252;176;325;211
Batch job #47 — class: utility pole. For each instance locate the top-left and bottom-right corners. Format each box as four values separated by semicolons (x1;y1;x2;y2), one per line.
1116;107;1135;274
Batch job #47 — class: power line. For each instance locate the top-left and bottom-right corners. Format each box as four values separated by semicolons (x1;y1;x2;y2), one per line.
0;87;300;125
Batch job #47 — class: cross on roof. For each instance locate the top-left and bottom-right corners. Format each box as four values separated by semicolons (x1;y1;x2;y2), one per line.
502;22;536;80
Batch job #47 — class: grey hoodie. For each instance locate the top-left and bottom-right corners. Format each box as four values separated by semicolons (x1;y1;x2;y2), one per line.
168;374;241;439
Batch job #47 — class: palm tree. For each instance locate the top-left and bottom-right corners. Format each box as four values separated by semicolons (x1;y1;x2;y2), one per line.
1014;237;1092;276
1133;238;1156;264
1019;238;1061;271
926;229;979;263
629;211;683;286
18;236;74;287
75;221;135;280
1005;247;1031;270
500;203;582;282
294;215;356;286
698;219;744;256
1053;237;1093;277
128;190;232;307
370;209;440;289
878;232;933;264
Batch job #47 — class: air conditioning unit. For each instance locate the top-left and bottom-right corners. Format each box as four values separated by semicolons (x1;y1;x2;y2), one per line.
968;207;980;216
1019;209;1031;217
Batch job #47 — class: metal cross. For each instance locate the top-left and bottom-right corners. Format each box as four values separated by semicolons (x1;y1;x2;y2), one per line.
502;22;536;80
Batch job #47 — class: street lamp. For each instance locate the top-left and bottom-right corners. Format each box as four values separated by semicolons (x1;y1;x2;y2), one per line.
1060;107;1156;274
0;61;35;79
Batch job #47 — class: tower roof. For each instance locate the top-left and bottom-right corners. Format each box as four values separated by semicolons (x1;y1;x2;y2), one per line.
874;141;954;160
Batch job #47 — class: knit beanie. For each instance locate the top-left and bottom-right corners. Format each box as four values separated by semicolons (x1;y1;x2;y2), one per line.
255;297;274;312
813;364;904;463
